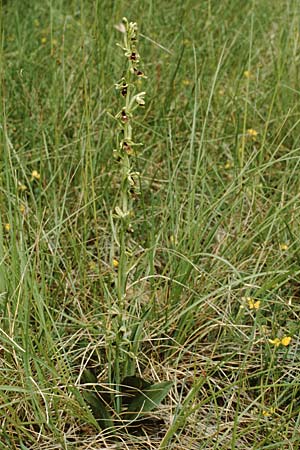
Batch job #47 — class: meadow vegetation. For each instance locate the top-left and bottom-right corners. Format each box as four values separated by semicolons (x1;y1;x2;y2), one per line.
0;1;299;448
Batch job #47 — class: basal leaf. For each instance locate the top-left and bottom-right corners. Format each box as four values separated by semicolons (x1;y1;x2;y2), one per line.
122;375;151;390
81;368;98;384
124;381;172;421
121;375;152;406
83;391;115;431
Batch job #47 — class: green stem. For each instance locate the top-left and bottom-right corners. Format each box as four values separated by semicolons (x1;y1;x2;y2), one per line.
112;17;145;414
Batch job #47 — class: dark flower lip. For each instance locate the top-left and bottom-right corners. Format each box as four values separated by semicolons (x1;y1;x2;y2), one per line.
121;110;129;122
123;141;133;154
130;52;138;61
133;68;145;77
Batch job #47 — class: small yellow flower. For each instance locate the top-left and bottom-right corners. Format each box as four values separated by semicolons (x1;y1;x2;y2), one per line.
170;235;178;245
262;406;275;417
18;183;27;192
269;336;291;347
244;70;251;79
281;336;291;346
224;160;234;169
113;259;119;268
4;223;10;232
247;128;258;139
41;37;47;45
31;170;41;181
247;297;260;310
269;337;281;347
182;79;191;86
280;243;288;251
218;88;225;96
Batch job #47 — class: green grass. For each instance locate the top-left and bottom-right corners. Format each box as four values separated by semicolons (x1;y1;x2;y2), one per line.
0;0;300;448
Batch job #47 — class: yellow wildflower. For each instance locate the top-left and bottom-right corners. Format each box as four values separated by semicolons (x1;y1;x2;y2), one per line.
31;170;41;181
281;336;291;346
280;243;288;251
269;336;291;347
244;70;251;79
41;37;47;45
262;407;275;417
182;79;191;86
247;297;260;310
113;259;119;268
4;223;10;232
18;183;27;192
224;160;234;169
269;337;281;347
170;235;178;245
247;128;258;139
